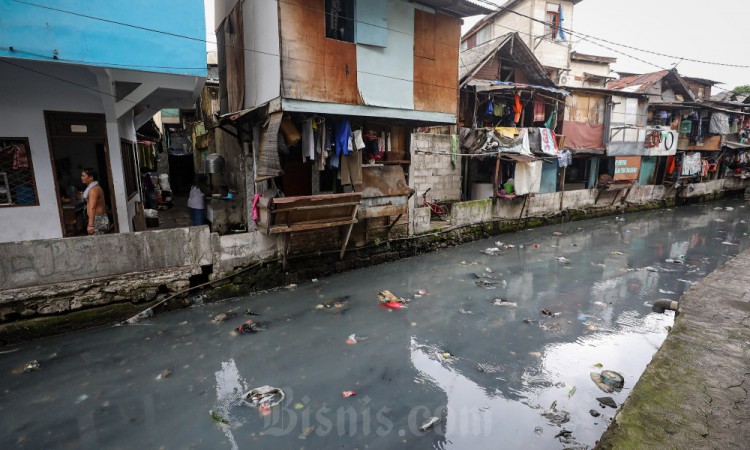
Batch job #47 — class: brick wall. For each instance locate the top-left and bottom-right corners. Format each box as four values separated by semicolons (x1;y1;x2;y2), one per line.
409;133;462;204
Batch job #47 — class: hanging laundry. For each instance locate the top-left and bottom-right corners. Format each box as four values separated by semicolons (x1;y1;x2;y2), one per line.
485;101;494;116
514;161;542;195
334;120;352;156
495;127;519;139
533;97;545;122
493;100;505;117
538;128;558;156
301;119;315;162
681;152;702;176
280;118;301;146
558;149;572;168
513;93;522;124
709;113;730;135
339;147;362;186
352;129;366;150
545;109;558;130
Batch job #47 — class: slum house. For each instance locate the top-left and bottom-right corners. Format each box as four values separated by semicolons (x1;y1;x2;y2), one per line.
460;0;584;87
607;70;710;197
458;32;567;210
212;0;491;266
704;90;750;190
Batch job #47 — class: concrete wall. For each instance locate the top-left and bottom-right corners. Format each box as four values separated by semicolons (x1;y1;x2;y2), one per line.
681;179;726;198
0;227;212;291
409;133;462;204
211;231;277;275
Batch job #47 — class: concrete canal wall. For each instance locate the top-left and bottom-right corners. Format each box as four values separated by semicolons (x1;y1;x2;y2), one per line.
596;248;750;449
0;178;748;345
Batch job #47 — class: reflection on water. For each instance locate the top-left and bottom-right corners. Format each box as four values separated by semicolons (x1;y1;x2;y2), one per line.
1;201;749;449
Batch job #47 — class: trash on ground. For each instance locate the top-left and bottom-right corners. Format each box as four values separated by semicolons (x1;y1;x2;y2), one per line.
556;257;571;263
590;370;624;393
237;320;263;334
459;308;474;315
242;386;285;408
419;416;440;432
23;360;40;372
480;247;502;256
590;409;601;417
534;426;544;435
567;386;577;398
492;298;517;307
346;334;357;345
210;409;230;425
157;368;173;380
211;312;237;324
552;232;563;236
342;390;356;398
597;396;618;408
245;309;261;316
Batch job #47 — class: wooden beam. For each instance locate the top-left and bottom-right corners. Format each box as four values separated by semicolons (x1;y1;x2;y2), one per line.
493;157;501;205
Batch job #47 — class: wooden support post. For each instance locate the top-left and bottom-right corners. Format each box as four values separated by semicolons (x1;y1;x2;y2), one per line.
385;213;404;235
339;204;359;260
493;157;501;205
518;194;529;219
610;189;621;206
558;166;567;211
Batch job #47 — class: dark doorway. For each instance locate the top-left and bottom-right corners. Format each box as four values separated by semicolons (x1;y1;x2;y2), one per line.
45;112;118;237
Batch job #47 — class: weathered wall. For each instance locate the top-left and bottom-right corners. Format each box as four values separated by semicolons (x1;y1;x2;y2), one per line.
241;0;281;109
409;133;462;204
279;0;359;104
0;227;211;291
681;179;726;198
211;231;277;275
414;10;461;115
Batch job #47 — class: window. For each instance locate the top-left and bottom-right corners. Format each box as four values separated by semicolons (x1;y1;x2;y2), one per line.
545;4;560;40
475;24;491;46
0;138;38;207
325;0;355;42
120;140;139;199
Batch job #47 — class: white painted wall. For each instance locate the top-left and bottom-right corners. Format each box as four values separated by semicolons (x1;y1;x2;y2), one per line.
0;61;106;243
357;0;415;109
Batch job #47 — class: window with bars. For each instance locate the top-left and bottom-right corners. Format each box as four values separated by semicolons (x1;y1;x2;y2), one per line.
0;138;38;207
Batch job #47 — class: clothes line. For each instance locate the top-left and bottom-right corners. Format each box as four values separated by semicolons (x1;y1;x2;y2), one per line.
413;149;559;161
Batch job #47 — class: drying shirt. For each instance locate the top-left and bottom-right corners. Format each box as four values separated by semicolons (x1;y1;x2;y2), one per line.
334;121;352;156
187;186;205;209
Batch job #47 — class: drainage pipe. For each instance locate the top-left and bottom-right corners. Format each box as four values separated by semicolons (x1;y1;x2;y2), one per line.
652;299;679;313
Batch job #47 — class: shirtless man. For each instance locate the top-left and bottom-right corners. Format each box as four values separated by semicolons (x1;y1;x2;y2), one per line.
81;168;109;235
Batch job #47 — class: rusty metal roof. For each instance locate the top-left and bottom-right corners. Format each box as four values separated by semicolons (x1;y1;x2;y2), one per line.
416;0;494;18
571;51;617;64
607;71;669;92
460;33;554;88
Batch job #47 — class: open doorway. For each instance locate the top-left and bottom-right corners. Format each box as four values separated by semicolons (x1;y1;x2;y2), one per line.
45;112;118;237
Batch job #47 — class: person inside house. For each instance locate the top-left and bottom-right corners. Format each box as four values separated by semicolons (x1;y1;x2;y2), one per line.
81;167;109;235
188;174;208;226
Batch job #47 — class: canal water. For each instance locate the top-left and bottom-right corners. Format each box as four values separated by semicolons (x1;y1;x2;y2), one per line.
2;199;749;449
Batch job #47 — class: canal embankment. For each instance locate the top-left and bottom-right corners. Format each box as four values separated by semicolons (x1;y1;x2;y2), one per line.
597;248;750;449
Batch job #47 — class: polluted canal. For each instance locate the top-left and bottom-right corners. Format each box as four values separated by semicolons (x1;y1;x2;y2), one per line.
2;199;750;449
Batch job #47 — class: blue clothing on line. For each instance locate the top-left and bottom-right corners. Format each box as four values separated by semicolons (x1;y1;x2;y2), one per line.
334;120;352;156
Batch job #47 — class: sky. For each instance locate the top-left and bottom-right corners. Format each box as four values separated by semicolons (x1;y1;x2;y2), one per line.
204;0;750;91
463;0;750;92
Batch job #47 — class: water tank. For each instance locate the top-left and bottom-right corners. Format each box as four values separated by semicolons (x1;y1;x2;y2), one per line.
203;153;225;174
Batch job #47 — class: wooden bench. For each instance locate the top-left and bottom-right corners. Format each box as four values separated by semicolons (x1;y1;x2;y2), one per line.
256;193;362;268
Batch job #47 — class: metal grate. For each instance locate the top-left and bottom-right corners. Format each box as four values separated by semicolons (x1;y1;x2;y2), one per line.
0;138;38;206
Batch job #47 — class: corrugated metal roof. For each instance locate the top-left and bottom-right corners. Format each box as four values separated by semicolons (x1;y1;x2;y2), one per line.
416;0;494;18
469;80;569;96
460;33;554;88
607;71;669;92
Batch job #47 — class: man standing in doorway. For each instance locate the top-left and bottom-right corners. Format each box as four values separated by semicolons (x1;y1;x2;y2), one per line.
81;168;109;235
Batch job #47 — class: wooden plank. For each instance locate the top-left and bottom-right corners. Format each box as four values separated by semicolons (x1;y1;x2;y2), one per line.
357;204;408;219
268;218;358;234
414;11;459;115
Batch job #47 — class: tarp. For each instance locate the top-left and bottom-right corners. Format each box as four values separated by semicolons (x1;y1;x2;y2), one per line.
514;161;542;195
255;112;284;182
562;121;605;151
709;113;730;135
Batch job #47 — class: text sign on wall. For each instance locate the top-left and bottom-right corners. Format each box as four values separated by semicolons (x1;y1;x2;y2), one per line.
614;156;641;181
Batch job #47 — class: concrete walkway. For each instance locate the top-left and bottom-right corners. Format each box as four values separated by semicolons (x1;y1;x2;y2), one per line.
598;249;750;449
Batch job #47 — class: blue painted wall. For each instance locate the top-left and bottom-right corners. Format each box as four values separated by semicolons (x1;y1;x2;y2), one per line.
0;0;206;77
540;159;559;193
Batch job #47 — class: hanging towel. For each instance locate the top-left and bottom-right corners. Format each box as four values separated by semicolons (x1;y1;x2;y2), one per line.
301;119;315;162
252;194;264;223
545;109;558;131
513;93;522;124
352;129;366;150
533;97;545;122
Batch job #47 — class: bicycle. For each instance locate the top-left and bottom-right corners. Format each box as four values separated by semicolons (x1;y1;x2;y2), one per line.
422;188;448;220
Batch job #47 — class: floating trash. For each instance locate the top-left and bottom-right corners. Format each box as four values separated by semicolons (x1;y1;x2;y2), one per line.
346;334;357;345
23;360;40;373
480;248;502;256
342;391;356;398
492;298;517;307
210;409;230;424
459;308;474;315
589;409;601;417
242;386;285;408
534;426;544;435
597;396;618;408
212;312;237;324
475;279;499;289
590;370;624;393
420;416;440;432
542;409;570;425
556;257;571;263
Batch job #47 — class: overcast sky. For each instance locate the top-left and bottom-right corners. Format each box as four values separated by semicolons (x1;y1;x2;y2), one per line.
204;0;749;91
464;0;750;91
